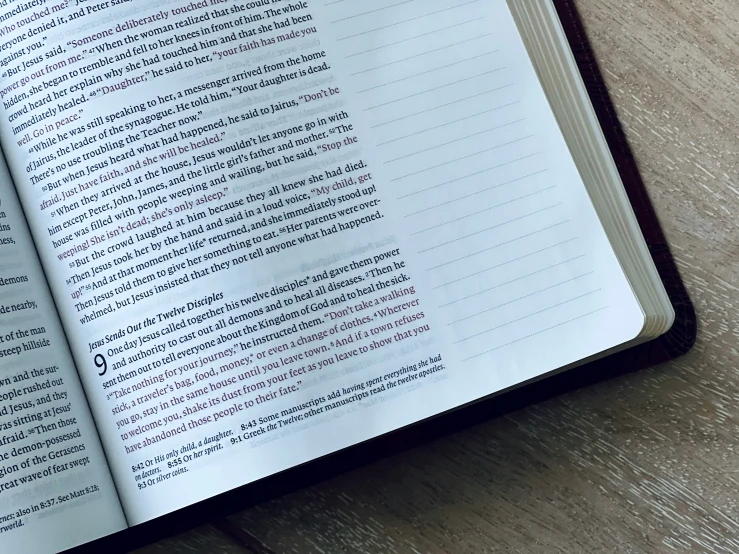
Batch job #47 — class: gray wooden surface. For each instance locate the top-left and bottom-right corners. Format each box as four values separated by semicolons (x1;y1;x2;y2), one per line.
136;0;739;552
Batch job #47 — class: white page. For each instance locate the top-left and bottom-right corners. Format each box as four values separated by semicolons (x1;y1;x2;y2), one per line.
0;0;644;523
0;157;125;552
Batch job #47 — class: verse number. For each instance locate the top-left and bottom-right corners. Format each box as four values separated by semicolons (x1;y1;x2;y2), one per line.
94;354;107;377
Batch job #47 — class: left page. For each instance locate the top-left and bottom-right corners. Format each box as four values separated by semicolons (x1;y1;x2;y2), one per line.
0;156;125;552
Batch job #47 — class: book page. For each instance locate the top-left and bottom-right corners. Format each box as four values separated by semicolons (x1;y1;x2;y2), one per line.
0;0;645;523
0;157;125;551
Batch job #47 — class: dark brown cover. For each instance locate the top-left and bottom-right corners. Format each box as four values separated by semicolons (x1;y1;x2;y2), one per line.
69;3;696;552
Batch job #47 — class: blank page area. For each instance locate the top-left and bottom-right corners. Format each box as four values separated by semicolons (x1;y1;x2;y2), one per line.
316;0;645;390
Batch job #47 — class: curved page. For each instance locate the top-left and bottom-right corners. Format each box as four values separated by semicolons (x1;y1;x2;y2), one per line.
0;156;125;552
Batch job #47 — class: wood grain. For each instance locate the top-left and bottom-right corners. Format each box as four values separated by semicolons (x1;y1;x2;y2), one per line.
135;0;739;552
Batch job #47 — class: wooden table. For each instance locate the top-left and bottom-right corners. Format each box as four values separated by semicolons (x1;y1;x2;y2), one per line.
137;1;739;552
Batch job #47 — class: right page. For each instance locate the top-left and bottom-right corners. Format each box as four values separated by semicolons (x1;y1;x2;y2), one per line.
1;0;645;523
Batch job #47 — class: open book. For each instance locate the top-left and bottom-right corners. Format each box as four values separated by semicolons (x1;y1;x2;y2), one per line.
0;0;683;551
